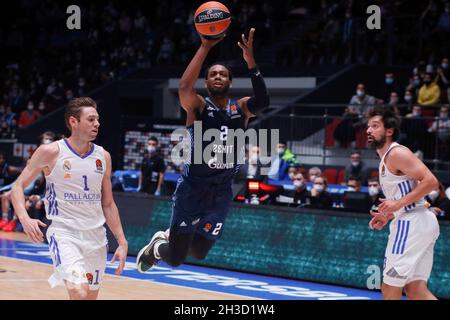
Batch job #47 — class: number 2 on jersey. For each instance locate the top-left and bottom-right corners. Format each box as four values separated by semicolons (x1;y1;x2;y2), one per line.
82;175;89;191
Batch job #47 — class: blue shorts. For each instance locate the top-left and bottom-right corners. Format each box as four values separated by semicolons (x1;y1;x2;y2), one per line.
170;174;233;240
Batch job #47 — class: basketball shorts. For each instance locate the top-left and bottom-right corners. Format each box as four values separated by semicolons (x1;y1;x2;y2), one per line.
46;222;108;290
383;209;440;287
170;176;233;240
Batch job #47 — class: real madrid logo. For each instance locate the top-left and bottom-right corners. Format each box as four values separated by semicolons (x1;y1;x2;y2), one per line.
63;160;71;171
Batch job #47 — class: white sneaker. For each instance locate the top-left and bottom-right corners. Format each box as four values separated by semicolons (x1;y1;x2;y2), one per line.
136;231;167;273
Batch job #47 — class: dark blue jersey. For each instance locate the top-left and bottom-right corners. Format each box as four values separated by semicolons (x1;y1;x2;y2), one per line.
183;97;246;181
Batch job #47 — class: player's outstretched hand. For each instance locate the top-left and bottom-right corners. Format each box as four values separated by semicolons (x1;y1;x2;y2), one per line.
111;242;128;275
21;217;46;243
237;28;256;67
200;33;226;49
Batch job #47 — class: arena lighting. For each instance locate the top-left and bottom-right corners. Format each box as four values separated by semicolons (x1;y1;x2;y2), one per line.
248;181;260;193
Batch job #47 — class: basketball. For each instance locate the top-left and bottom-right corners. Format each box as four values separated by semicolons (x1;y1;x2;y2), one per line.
194;1;231;39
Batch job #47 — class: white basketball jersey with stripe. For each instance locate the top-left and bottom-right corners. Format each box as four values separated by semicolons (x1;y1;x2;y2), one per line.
44;139;106;231
378;142;426;215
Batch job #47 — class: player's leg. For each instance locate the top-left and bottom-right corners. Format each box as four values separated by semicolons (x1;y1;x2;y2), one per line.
381;283;404;300
137;178;202;271
65;282;92;300
188;233;216;260
404;280;436;300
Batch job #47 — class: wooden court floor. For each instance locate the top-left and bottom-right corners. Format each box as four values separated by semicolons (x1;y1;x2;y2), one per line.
0;231;250;300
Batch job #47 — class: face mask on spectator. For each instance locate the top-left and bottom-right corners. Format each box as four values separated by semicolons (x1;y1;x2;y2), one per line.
313;184;324;192
385;78;394;85
27;104;34;111
428;190;439;202
351;161;360;167
442;63;449;69
147;146;156;154
277;148;285;155
66;94;73;100
79;80;85;87
368;186;379;197
356;90;365;97
249;154;258;164
414;79;421;86
404;95;413;102
440;112;448;118
39;103;45;111
43;138;52;144
293;180;304;188
412;110;421;117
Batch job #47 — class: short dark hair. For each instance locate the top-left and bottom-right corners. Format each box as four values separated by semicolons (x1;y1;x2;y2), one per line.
368;106;401;141
347;176;361;185
368;176;379;183
204;63;233;81
149;136;158;144
65;97;97;132
351;150;361;156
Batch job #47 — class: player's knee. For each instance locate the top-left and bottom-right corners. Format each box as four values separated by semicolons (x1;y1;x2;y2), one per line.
404;281;426;299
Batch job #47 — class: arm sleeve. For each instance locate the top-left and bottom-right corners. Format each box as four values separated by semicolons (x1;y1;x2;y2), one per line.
246;67;270;114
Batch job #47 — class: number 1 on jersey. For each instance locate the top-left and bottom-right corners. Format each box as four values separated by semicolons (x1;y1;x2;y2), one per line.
82;175;89;191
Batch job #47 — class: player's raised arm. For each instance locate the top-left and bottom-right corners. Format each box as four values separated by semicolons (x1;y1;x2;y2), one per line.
11;143;58;242
378;147;439;216
178;35;225;112
237;28;270;119
101;150;128;275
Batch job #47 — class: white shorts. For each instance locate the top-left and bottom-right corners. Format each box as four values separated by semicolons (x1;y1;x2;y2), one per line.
46;223;108;291
383;209;440;287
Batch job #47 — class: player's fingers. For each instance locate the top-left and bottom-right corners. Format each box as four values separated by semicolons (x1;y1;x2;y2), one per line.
248;28;255;43
237;41;244;49
38;220;47;228
241;33;248;45
116;258;125;275
110;253;117;263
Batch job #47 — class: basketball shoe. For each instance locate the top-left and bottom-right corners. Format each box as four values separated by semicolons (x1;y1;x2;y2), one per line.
136;231;168;273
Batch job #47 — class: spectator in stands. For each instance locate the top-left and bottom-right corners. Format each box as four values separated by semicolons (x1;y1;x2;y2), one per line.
346;176;362;192
368;176;383;206
427;182;450;218
0;153;17;187
138;136;166;196
428;105;450;160
387;91;400;115
403;89;415;114
436;57;449;89
401;105;430;157
406;74;423;98
334;83;378;147
268;142;300;181
308;176;333;209
286;164;301;181
282;172;309;206
418;72;441;106
18;100;39;128
235;145;266;182
307;166;322;182
39;131;56;145
382;72;400;102
344;150;369;186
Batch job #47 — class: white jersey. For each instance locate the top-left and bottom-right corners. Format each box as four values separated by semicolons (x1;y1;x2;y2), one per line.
379;142;426;216
44;139;106;231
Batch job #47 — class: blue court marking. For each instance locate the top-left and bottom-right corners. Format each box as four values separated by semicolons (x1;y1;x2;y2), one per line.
0;238;383;300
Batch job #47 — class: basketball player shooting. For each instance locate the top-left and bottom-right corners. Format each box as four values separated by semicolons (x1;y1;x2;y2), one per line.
11;97;128;300
367;106;440;300
136;28;270;272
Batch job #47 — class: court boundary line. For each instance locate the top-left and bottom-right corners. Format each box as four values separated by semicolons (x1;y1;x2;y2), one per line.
0;254;260;300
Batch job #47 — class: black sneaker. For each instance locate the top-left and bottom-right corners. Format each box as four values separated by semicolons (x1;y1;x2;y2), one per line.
136;231;167;273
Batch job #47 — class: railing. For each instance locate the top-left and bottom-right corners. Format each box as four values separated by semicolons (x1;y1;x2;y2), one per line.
254;104;450;170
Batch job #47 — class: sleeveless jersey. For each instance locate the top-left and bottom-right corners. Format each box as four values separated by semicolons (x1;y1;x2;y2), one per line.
379;142;426;214
43;139;106;230
183;97;246;180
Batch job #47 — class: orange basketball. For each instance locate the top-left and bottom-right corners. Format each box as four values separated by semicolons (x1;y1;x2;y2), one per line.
194;1;231;39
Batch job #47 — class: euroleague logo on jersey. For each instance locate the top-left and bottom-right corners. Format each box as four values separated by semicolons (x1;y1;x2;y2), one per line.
95;159;103;174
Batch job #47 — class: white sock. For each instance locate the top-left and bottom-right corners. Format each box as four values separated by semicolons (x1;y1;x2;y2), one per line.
2;213;8;220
